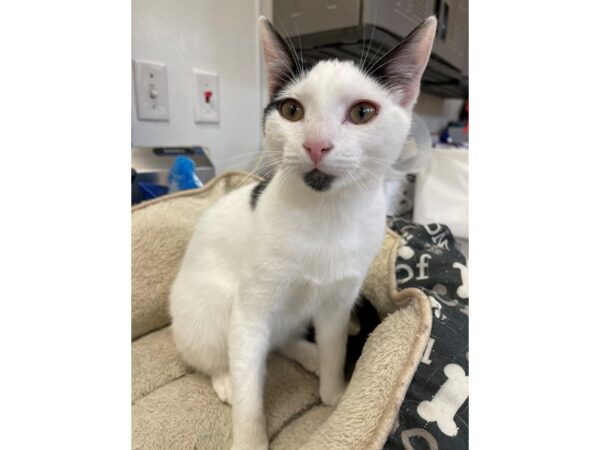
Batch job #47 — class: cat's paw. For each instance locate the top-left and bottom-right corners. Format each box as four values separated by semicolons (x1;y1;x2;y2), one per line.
279;340;319;376
320;382;346;406
297;342;319;375
230;443;267;450
211;373;233;405
230;434;268;450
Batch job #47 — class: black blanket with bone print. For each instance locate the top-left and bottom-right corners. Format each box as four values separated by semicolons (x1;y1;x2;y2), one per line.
350;217;469;450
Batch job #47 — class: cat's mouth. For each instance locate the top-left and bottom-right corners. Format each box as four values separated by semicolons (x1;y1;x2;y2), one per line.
303;169;335;192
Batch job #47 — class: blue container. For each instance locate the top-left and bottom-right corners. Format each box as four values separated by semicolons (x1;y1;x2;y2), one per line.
138;182;169;201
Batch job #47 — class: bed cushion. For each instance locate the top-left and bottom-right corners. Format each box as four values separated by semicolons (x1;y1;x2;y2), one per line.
131;172;433;449
132;173;261;340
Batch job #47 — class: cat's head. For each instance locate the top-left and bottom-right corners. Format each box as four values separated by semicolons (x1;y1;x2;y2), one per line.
259;16;436;193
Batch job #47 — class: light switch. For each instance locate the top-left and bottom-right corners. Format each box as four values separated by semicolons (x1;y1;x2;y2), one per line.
193;69;219;124
133;60;170;121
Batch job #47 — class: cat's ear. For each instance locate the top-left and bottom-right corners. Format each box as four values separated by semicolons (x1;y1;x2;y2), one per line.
258;16;300;99
376;16;437;109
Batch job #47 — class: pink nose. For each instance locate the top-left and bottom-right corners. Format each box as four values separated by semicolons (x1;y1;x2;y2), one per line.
303;139;333;165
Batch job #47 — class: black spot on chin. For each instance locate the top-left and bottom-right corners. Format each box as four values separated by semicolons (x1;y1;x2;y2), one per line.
250;179;270;210
303;169;335;192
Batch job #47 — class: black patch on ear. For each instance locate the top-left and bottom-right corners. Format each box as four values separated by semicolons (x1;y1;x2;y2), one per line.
366;43;411;88
303;169;335;192
250;178;270;210
261;20;306;132
364;17;434;93
263;20;305;98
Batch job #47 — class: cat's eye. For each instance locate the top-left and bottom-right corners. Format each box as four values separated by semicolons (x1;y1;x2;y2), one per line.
279;99;304;122
348;101;378;125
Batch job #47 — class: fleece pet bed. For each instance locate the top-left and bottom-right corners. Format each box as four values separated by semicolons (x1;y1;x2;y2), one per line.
132;172;468;449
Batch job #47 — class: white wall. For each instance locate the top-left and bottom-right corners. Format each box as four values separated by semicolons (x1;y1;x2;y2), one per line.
132;0;262;173
414;93;464;135
132;0;462;174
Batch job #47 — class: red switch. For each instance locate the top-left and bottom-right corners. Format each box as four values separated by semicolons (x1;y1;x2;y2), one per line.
204;90;213;103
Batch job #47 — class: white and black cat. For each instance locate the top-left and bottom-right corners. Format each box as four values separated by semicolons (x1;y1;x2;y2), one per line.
170;16;436;450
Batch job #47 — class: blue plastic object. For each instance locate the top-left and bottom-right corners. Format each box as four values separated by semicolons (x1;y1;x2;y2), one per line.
168;155;203;193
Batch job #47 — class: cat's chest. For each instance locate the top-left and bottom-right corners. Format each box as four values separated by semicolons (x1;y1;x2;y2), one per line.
267;213;384;283
253;180;387;282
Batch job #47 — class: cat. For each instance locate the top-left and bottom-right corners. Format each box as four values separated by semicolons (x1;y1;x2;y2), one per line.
169;15;436;450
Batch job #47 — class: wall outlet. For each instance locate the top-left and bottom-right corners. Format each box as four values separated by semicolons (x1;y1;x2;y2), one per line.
193;69;219;124
133;60;170;121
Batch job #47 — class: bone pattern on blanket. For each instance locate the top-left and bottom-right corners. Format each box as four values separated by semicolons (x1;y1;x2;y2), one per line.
416;364;469;437
452;262;469;299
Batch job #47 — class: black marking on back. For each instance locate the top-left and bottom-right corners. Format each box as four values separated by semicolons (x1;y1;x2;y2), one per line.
250;178;270;210
303;169;335;192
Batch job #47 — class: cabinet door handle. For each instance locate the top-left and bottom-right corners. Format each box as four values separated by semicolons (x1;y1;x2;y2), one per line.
325;0;338;11
435;0;450;41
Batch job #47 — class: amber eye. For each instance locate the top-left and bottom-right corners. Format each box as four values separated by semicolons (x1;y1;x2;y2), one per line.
348;101;378;124
279;99;304;122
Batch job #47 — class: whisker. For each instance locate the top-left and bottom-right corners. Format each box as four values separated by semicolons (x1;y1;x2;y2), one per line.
276;14;303;74
216;150;283;164
364;33;391;75
291;19;304;73
230;154;287;191
359;23;367;69
361;4;379;72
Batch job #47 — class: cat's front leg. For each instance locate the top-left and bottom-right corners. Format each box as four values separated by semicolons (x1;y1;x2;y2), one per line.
314;298;354;406
228;303;270;450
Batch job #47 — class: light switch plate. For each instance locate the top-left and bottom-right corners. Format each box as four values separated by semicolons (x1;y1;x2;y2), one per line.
193;69;219;124
133;60;170;121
